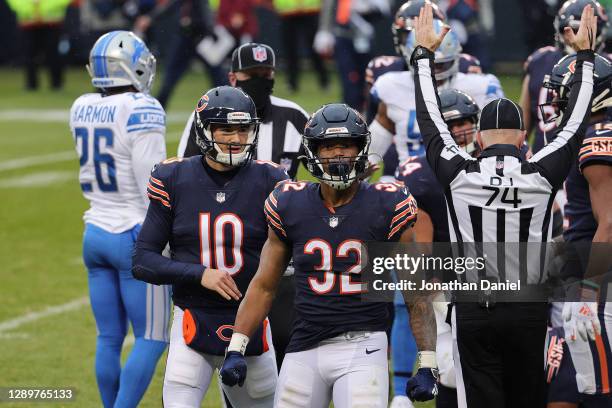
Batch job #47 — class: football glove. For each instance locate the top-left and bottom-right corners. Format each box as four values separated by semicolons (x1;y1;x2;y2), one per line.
406;367;439;401
219;351;247;387
562;301;601;342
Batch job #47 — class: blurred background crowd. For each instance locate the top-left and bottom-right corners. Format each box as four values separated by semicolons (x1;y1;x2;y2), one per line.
1;0;611;108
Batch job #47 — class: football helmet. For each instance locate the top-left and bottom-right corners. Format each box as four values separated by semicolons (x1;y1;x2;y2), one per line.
193;86;260;166
539;52;612;126
403;19;461;83
439;89;480;155
87;31;156;93
554;0;609;53
303;104;371;190
393;0;446;64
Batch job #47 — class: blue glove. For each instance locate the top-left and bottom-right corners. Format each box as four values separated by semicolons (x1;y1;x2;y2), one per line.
406;367;439;401
220;351;247;387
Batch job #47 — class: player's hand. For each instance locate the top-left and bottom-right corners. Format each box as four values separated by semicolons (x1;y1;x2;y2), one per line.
134;15;152;33
413;3;450;52
562;301;601;342
201;268;242;301
314;30;335;56
564;4;598;51
220;351;247;387
406;368;439;402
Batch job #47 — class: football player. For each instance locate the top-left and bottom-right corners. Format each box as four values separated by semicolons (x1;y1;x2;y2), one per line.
219;103;439;407
369;0;504;167
519;0;608;154
540;53;612;408
69;31;169;408
132;86;289;407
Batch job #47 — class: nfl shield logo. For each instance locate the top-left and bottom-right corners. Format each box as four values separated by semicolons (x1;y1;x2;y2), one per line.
216;192;226;203
329;216;339;228
252;46;268;62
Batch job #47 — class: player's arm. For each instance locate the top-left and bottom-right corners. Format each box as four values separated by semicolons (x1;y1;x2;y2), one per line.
219;228;291;387
519;75;533;136
369;101;396;164
131;133;167;206
528;6;597;189
233;228;291;343
411;8;471;187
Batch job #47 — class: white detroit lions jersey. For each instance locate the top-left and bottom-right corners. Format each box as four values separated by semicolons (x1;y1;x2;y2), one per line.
372;70;504;162
70;92;166;233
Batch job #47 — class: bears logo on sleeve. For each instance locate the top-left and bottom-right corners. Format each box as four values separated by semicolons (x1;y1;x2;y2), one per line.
147;175;170;208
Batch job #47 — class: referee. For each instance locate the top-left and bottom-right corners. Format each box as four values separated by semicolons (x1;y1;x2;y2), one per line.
177;42;308;179
410;4;597;407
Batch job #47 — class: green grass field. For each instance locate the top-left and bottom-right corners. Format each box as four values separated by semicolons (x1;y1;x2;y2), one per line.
0;66;522;407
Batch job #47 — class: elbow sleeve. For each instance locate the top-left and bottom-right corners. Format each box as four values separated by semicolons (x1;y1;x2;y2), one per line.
369;119;394;164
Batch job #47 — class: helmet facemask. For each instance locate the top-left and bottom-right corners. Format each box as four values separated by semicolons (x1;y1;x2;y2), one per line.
194;112;259;167
448;118;478;155
303;136;371;190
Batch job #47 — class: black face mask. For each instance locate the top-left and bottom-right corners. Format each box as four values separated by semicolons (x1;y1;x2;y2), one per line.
235;77;274;116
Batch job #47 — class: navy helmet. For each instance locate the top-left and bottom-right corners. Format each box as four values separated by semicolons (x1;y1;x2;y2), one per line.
439;89;480;155
554;0;609;53
303;104;371;190
540;53;612;126
193;86;259;166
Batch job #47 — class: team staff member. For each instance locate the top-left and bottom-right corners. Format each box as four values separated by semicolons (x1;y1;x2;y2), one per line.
410;4;598;407
178;43;308;179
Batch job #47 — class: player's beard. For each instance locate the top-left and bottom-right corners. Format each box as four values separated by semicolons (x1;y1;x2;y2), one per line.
235;77;274;117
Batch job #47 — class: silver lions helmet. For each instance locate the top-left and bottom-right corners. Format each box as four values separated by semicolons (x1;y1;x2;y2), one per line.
87;31;156;94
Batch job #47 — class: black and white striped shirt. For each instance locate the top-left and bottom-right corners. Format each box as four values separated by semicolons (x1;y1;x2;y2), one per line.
412;48;594;283
177;95;308;178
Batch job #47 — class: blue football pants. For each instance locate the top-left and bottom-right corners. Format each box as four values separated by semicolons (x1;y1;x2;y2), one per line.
83;223;170;408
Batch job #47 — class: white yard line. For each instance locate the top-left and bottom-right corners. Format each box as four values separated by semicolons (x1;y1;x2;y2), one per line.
0;297;89;333
0;170;74;188
0;151;75;172
0;109;191;124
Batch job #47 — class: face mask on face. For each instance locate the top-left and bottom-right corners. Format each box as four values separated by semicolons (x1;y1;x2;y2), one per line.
235;77;274;115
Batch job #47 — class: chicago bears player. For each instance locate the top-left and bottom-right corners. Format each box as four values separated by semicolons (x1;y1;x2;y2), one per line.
369;0;503;166
69;31;169;408
218;104;438;407
540;52;612;408
519;0;608;154
132;86;288;407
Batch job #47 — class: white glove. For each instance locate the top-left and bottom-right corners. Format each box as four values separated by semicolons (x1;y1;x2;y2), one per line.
562;301;601;342
314;30;335;56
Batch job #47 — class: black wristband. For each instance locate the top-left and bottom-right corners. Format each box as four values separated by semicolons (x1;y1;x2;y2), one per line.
576;49;595;63
410;46;435;66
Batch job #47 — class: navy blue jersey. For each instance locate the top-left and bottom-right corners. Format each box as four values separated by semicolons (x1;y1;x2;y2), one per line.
365;56;407;123
564;121;612;242
264;180;417;352
395;155;450;242
132;156;289;310
524;46;565;154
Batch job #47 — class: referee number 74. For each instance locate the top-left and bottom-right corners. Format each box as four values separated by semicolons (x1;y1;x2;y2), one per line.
482;186;522;208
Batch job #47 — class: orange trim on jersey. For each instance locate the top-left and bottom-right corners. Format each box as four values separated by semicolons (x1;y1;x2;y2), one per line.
579;151;612;161
150;176;165;188
395;197;413;211
392;207;412;225
255;160;280;168
265;214;287;237
147;183;169;199
268;193;278;207
336;0;351;24
147;192;171;208
388;213;417;239
182;309;197;345
325;204;336;214
264;200;282;223
595;334;610;393
262;319;270;353
579;145;593;155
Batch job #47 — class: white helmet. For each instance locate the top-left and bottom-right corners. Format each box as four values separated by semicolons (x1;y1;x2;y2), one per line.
87;31;156;94
405;19;461;83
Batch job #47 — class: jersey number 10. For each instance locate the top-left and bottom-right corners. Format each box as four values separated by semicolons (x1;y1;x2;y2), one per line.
74;127;117;192
199;213;243;276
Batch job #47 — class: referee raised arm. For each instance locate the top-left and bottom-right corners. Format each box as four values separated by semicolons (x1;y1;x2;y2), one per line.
410;4;597;408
